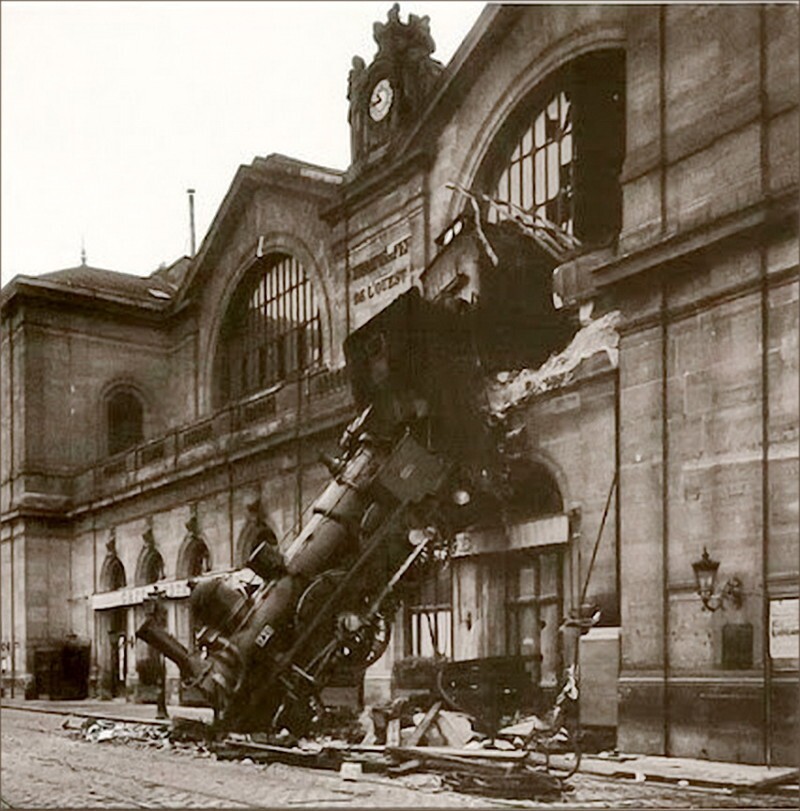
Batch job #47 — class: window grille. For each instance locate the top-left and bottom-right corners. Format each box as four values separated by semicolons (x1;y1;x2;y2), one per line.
488;90;574;235
482;50;625;246
221;254;322;402
406;566;452;659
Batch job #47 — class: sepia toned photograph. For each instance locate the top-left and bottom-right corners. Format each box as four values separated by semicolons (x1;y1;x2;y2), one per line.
1;1;798;808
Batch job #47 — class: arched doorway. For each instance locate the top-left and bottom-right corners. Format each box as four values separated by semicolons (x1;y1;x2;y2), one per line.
99;550;128;698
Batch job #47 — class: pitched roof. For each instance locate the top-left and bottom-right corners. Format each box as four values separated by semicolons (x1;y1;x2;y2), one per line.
178;154;343;303
36;263;175;303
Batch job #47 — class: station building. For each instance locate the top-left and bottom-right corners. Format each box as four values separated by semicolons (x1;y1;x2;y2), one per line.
1;3;797;765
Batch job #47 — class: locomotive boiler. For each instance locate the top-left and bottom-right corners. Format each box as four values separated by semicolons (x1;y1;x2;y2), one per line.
137;220;574;735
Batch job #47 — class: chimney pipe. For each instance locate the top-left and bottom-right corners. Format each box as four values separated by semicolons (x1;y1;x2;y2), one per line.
187;188;196;256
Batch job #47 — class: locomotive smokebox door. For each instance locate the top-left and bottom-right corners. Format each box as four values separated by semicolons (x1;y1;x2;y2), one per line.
374;433;449;503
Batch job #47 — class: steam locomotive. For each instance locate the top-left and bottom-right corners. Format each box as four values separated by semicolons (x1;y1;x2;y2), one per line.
137;221;573;735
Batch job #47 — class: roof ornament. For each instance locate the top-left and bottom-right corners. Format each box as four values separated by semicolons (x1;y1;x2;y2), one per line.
372;3;435;62
80;237;87;267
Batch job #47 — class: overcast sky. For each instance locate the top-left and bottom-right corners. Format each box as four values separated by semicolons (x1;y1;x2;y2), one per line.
1;1;485;287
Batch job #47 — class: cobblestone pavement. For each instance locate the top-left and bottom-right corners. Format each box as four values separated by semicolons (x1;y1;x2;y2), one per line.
1;708;794;809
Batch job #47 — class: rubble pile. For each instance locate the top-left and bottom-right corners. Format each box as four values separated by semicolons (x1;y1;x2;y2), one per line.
66;701;572;801
487;310;621;416
62;715;212;756
65;716;171;746
209;699;571;801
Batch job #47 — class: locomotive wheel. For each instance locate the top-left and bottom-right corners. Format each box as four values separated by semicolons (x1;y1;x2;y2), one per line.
295;571;391;671
336;611;391;668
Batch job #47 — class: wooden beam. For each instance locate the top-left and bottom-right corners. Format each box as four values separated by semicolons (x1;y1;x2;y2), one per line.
405;701;442;747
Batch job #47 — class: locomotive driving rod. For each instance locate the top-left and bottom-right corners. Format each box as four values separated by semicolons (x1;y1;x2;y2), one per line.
306;525;437;674
267;500;409;677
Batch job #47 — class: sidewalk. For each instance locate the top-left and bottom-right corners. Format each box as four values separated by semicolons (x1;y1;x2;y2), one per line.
2;697;797;794
579;751;797;792
1;696;214;725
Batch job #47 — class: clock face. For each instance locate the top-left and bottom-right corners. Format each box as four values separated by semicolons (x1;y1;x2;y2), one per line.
369;78;394;122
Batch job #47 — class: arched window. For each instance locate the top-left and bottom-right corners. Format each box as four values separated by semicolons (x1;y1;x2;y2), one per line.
107;390;144;455
181;537;211;579
217;254;323;404
481;50;625;246
101;556;127;592
137;548;164;586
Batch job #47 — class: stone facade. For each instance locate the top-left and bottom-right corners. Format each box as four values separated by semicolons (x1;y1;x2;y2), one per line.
1;4;797;765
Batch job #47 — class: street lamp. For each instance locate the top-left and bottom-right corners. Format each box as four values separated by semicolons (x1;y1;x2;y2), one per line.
691;548;743;612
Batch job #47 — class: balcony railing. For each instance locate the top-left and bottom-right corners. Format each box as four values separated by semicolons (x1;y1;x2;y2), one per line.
69;366;352;506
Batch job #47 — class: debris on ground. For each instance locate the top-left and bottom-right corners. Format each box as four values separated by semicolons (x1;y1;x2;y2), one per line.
497;713;551;738
209;701;568;801
65;702;571;802
72;717;171;746
443;766;563;800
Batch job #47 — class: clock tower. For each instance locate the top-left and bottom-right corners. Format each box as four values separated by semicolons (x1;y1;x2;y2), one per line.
348;3;444;169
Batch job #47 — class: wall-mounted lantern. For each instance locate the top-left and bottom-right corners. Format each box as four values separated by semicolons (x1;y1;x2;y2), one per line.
691;547;743;612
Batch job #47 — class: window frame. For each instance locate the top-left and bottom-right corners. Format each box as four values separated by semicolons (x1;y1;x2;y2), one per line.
404;564;453;659
487;89;575;235
505;547;565;690
477;49;626;247
106;388;144;456
219;253;323;404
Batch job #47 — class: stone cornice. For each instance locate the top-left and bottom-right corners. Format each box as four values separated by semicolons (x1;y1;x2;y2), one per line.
322;148;434;224
592;188;798;290
0;277;172;324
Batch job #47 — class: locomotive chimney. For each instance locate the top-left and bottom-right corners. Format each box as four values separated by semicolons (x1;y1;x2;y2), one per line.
136;618;206;683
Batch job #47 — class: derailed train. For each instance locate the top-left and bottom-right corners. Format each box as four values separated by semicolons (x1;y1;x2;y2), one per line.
137;221;575;734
